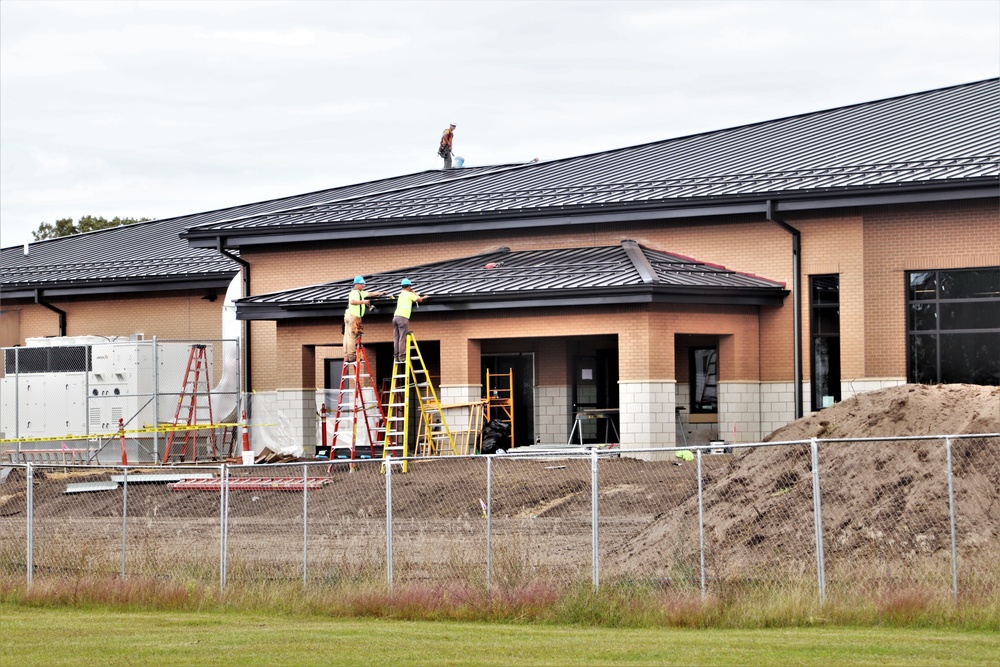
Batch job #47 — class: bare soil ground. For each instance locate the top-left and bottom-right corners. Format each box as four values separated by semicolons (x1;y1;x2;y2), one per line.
2;384;998;586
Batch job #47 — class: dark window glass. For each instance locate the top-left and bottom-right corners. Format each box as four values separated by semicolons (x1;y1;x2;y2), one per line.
940;269;1000;300
814;308;840;335
690;347;718;414
812;275;840;304
940;302;1000;330
940;332;1000;385
907;268;1000;386
908;333;938;384
810;274;841;409
908;272;937;301
909;303;937;331
812;336;841;408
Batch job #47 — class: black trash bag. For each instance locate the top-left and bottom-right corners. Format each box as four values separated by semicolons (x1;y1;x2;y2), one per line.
480;419;511;454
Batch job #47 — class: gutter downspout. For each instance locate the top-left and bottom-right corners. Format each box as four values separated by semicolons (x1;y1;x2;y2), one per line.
34;290;66;337
766;200;803;420
217;240;252;393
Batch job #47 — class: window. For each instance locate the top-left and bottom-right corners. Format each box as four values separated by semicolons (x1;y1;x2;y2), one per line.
907;268;1000;386
810;275;841;409
689;347;718;414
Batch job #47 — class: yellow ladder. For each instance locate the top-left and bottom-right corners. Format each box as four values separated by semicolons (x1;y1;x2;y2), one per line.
382;334;456;472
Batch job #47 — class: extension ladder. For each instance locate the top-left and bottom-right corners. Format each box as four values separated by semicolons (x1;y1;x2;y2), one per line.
329;342;385;466
162;344;217;463
382;334;455;472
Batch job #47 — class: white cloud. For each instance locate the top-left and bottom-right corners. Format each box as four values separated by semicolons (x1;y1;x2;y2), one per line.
212;28;317;47
1;0;997;250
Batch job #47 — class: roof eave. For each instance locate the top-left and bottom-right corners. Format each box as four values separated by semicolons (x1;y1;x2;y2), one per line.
186;179;999;250
0;273;238;300
236;285;788;321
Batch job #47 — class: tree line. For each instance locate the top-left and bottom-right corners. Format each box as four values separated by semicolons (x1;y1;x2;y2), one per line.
32;215;151;241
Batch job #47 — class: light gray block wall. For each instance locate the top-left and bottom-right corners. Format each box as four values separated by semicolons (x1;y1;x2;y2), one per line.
537;385;570;444
619;380;677;456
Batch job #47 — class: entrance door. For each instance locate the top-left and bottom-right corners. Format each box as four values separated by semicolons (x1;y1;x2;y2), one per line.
571;350;619;444
481;354;535;448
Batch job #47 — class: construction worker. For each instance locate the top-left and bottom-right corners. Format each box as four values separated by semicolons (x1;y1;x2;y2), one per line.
393;278;427;362
343;276;384;362
438;123;456;169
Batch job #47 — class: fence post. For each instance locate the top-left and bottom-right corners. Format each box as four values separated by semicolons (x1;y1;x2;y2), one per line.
945;437;959;602
302;463;309;587
121;466;128;578
697;448;706;598
386;458;394;594
591;447;599;592
486;456;492;592
810;438;827;604
26;462;33;588
220;464;229;589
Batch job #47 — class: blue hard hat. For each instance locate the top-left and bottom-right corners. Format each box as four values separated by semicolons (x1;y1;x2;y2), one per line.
354;276;366;284
401;278;412;286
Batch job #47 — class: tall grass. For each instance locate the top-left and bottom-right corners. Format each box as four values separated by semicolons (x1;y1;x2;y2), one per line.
2;573;997;630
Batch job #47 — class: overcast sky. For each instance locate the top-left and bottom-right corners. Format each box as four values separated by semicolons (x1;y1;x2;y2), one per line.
1;0;997;250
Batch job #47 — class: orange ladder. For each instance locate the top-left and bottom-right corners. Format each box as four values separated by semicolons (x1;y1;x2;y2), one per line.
329;342;385;466
162;344;217;463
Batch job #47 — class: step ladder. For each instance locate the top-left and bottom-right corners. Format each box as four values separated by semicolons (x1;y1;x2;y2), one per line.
486;368;514;449
382;334;456;472
162;344;217;463
329;342;385;466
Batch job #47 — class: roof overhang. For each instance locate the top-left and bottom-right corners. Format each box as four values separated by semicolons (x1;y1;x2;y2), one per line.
0;274;237;300
186;180;999;250
236;285;789;321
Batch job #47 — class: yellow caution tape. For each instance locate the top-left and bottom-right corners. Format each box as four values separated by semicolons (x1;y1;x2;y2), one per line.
0;422;277;444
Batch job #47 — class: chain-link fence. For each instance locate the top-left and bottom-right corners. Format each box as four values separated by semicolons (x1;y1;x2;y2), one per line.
2;435;997;604
1;339;240;465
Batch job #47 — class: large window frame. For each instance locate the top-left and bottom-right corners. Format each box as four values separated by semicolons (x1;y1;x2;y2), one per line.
810;274;841;410
906;267;1000;386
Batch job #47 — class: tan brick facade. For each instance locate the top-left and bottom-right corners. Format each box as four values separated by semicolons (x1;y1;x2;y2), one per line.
8;199;997;449
1;291;223;346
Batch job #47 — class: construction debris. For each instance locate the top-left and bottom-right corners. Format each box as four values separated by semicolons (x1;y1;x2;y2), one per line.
170;477;329;492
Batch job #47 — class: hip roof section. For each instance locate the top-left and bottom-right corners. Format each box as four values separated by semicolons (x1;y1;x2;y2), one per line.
236;241;788;320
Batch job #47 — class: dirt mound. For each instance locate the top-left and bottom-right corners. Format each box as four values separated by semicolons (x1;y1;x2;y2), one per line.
765;384;1000;441
619;384;1000;576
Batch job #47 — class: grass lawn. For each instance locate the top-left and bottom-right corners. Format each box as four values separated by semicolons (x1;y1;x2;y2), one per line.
1;604;998;666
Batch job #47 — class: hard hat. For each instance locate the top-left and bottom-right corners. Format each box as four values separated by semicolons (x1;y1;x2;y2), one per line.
401;278;412;286
354;276;366;284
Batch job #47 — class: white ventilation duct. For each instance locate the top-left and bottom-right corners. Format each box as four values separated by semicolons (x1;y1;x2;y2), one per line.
210;273;242;424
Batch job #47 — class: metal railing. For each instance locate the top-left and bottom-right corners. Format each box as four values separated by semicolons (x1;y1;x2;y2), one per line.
1;434;997;604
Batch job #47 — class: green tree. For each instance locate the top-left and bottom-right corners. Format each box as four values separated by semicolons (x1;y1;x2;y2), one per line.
32;215;151;241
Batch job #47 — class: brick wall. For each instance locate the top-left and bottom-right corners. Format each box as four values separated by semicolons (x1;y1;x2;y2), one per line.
4;291;223;345
862;199;1000;378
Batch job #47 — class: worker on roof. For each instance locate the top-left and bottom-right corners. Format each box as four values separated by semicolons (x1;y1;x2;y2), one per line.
393;278;428;363
343;276;385;362
438;123;456;169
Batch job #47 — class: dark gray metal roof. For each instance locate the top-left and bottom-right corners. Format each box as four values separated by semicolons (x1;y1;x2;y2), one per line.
185;78;1000;247
1;165;521;297
236;241;788;320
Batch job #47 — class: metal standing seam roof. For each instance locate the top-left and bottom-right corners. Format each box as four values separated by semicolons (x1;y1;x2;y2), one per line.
0;165;524;295
184;78;1000;241
235;241;788;320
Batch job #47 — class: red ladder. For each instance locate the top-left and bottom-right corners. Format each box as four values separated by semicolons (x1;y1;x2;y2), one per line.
328;341;385;467
161;344;217;463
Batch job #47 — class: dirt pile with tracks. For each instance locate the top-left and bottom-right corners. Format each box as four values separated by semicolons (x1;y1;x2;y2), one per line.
617;384;1000;574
